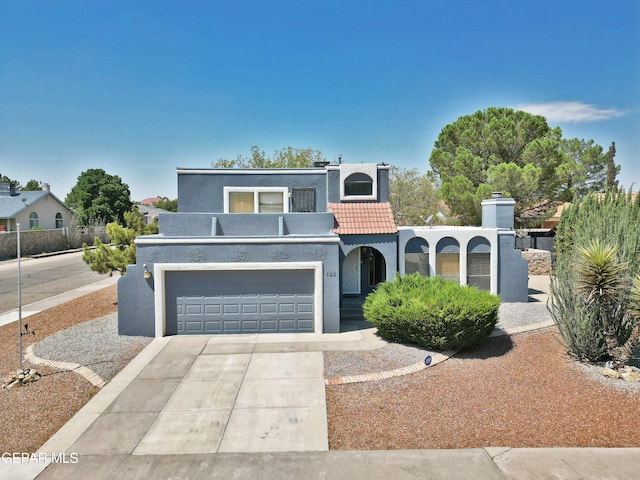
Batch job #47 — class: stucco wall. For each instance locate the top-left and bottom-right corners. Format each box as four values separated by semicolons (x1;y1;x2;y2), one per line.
398;226;500;294
497;232;529;302
14;196;72;230
0;227;108;259
118;237;341;336
177;169;329;213
158;212;335;237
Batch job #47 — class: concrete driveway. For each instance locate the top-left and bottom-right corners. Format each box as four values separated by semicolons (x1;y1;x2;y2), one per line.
58;335;329;456
40;329;386;464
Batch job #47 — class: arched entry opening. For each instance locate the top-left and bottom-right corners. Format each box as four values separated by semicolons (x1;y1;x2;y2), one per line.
342;246;387;296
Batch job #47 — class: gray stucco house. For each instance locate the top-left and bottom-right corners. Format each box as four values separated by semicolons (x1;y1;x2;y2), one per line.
119;163;528;337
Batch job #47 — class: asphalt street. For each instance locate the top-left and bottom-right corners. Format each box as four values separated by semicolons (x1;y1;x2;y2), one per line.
0;252;108;314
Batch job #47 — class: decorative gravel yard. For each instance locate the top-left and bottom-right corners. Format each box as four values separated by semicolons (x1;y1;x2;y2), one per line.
1;284;638;454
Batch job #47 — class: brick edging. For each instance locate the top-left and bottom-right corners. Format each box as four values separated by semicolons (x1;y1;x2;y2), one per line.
25;344;107;388
325;351;455;386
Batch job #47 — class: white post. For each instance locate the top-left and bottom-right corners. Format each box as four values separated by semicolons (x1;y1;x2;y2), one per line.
17;223;22;372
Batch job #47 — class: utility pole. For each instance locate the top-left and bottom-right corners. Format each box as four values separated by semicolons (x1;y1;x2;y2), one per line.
17;222;22;373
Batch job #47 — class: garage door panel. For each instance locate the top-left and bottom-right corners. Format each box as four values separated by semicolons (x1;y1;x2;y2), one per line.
279;303;295;314
298;319;313;330
242;304;258;314
167;269;315;334
260;304;277;314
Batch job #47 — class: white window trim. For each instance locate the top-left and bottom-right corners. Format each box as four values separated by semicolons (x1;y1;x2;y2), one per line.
223;186;289;213
339;164;378;201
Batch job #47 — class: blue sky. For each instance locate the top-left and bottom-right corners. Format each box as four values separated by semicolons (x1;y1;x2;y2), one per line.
1;0;638;201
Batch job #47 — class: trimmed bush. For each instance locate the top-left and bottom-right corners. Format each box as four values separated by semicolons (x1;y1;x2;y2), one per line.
363;274;500;351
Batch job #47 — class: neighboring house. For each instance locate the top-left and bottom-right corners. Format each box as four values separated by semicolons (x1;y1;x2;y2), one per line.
0;183;72;232
539;202;571;229
118;163;528;337
135;204;169;225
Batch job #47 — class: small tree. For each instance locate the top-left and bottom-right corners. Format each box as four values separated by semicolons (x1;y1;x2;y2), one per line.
82;208;158;275
23;180;42;191
153;197;178;212
0;173;21;190
389;166;441;226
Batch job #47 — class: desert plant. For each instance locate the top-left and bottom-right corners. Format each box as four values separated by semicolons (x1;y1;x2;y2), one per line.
363;274;500;351
549;269;609;361
621;276;640;359
574;240;628;361
551;189;640;362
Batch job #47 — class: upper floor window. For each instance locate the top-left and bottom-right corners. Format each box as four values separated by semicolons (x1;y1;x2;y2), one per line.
344;173;373;196
291;188;315;212
224;187;289;213
55;212;63;228
29;212;39;229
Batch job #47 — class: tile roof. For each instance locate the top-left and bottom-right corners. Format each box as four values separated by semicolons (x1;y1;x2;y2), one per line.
327;202;398;235
138;197;165;206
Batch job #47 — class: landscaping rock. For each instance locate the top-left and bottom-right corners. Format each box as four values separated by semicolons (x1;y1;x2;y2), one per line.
621;372;640;383
2;368;41;388
601;367;620;379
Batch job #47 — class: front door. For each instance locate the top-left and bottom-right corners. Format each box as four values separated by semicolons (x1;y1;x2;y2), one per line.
360;247;385;295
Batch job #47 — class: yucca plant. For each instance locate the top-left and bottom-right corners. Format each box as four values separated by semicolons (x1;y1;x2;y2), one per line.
574;240;628;363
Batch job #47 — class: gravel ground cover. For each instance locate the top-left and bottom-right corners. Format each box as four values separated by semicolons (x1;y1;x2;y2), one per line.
2;281;638;455
497;300;552;330
326;328;640;450
0;285;148;454
33;312;152;381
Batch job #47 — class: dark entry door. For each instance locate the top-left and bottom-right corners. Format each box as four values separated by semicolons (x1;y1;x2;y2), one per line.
360;247;385;294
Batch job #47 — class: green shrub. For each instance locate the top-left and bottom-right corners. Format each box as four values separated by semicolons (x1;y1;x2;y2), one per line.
551;189;640;361
363;274;500;351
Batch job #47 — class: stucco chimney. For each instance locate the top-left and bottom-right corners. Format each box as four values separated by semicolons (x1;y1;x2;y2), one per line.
42;183;50;192
481;192;515;229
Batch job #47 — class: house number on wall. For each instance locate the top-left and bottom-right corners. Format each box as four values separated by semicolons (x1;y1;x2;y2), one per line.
326;271;337;277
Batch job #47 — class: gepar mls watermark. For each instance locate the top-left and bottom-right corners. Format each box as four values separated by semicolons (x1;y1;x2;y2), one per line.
2;452;79;464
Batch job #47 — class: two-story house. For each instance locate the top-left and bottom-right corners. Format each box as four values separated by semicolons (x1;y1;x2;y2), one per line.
118;163;528;337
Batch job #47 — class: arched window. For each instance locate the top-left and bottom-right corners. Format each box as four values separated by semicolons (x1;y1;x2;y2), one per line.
467;237;491;290
55;212;63;228
405;237;429;276
436;237;460;283
344;173;373;196
29;212;39;229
